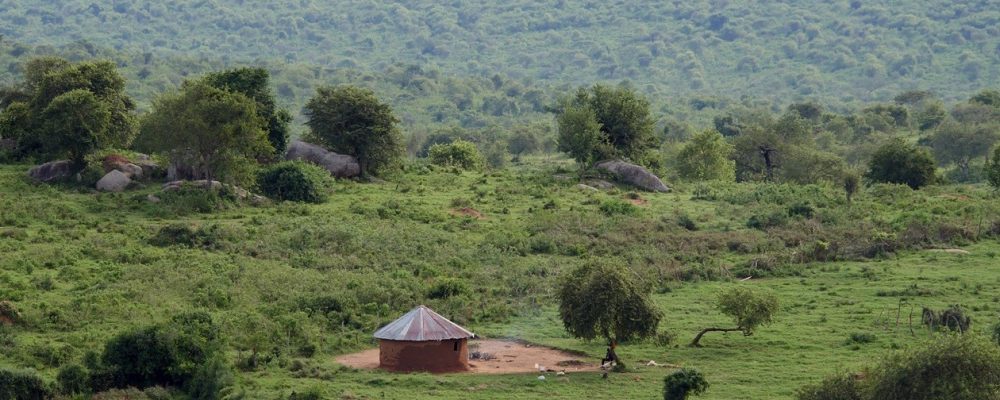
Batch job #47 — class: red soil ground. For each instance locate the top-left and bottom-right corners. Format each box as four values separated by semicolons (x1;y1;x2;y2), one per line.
335;339;600;374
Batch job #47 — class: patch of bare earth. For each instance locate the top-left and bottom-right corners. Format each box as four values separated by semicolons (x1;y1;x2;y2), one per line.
335;339;599;374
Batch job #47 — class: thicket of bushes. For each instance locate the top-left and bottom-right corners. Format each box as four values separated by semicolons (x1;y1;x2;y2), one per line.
797;334;1000;400
257;161;332;203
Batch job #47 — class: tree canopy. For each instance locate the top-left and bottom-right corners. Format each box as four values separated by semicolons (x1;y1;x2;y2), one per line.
691;286;779;347
139;81;271;186
0;57;136;162
675;129;735;182
556;85;657;167
558;261;662;343
202;67;291;157
304;86;404;177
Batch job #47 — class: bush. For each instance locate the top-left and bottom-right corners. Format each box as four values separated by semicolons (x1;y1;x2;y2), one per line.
101;320;218;391
746;212;787;230
676;214;698;231
428;139;484;170
599;200;637;216
795;373;863;400
427;279;468;299
256;161;331;203
846;332;876;345
186;356;234;400
481;141;510;170
156;184;237;214
0;368;50;400
57;364;89;395
865;139;936;189
150;223;228;249
866;334;1000;400
663;368;709;400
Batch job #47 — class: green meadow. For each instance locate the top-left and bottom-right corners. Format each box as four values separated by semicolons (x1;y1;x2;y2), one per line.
2;158;998;399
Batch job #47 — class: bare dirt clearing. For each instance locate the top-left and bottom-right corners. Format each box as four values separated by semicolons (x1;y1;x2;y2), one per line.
336;339;600;374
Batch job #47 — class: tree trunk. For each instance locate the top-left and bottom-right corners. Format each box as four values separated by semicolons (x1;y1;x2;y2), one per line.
690;327;743;347
759;146;775;181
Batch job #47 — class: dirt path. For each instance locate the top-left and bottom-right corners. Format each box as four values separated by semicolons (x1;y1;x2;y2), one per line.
335;339;599;374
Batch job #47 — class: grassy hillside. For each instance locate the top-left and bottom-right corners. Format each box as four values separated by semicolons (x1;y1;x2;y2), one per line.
1;0;998;113
2;158;999;398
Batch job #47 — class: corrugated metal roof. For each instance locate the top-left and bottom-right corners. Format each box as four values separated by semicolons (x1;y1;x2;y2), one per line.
373;305;475;341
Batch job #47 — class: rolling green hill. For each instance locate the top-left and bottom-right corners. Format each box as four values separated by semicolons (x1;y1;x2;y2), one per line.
1;0;998;114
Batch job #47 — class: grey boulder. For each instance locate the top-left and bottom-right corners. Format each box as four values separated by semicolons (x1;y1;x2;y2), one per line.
96;170;132;192
595;160;671;193
285;140;361;178
28;160;75;183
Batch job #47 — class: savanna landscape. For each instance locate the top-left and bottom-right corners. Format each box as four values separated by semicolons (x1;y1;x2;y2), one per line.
2;1;1000;399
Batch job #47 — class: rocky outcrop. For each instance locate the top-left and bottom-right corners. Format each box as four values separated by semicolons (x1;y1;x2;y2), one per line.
27;160;75;183
135;160;163;179
595;160;671;193
285;140;361;178
96;170;132;192
102;154;152;180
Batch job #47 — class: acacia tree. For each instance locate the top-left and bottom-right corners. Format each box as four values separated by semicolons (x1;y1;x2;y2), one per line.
929;119;999;181
556;84;657;167
304;86;404;177
676;129;735;181
140;81;271;186
690;286;778;347
558;262;662;350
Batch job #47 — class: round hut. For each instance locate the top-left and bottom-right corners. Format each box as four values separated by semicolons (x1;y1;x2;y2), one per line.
374;305;475;373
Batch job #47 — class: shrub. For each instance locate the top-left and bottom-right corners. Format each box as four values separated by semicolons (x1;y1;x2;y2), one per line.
156;184;237;214
663;368;709;400
0;368;50;400
795;373;863;400
599;200;637;216
481;140;510;170
150;223;228;249
427;279;468;299
676;214;698;231
428;139;484;170
101;320;218;391
186;356;234;400
846;332;876;345
256;161;331;203
0;300;21;325
746;212;787;230
988;145;1000;191
992;322;1000;346
787;202;815;218
865;139;936;189
866;334;1000;400
57;364;89;395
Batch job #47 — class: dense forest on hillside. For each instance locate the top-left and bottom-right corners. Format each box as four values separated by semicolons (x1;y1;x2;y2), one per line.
1;0;999;116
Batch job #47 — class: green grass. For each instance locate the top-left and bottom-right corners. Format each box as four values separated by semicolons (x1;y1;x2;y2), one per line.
1;158;999;399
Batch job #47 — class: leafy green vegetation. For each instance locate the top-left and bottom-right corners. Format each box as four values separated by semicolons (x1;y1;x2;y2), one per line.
1;1;1000;399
